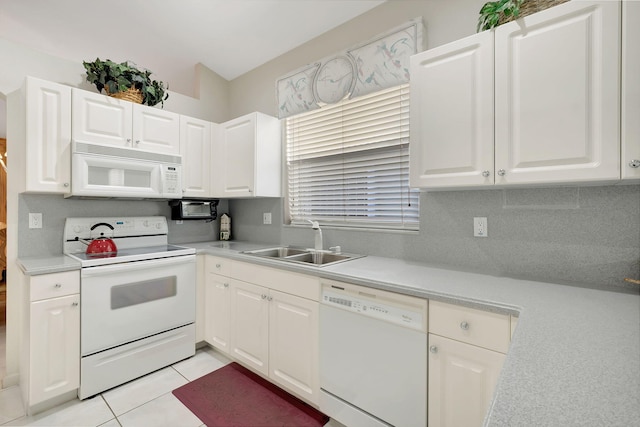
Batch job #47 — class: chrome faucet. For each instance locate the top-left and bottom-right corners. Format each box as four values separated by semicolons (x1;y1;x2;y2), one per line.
306;220;323;251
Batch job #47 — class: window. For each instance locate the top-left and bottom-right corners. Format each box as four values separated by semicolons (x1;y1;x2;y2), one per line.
285;84;419;230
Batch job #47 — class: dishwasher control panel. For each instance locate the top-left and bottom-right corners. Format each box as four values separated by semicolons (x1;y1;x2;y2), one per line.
322;287;426;331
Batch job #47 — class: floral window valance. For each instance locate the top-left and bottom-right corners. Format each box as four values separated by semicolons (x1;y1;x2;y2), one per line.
276;18;425;119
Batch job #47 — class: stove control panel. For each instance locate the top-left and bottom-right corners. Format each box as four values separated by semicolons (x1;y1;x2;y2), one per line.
64;216;169;242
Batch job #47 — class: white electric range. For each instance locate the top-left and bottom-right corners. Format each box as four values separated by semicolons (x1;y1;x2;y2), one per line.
63;216;196;399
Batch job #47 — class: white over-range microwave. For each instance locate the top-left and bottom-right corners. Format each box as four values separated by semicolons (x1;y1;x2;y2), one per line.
69;142;182;199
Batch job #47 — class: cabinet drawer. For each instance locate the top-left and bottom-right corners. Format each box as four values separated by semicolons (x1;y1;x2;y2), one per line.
429;301;510;353
30;270;80;301
205;256;232;277
232;261;320;301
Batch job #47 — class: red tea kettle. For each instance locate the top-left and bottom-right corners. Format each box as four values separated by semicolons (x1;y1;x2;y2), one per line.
84;222;117;255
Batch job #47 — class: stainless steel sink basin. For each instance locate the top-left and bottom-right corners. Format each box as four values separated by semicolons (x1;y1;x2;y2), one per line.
241;246;363;267
286;252;354;265
243;247;309;258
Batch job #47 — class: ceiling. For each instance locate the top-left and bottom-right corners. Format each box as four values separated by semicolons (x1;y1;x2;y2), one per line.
0;0;385;96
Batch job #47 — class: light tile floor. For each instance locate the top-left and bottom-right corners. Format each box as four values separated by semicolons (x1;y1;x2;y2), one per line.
0;347;342;427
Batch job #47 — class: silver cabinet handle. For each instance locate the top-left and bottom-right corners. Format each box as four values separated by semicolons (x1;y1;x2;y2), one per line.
216;264;221;268
497;169;506;176
268;296;273;302
460;321;470;331
135;140;140;145
54;283;62;288
261;294;267;300
63;182;69;187
127;138;131;143
223;283;229;288
482;170;490;177
429;345;438;354
72;302;79;307
629;159;640;169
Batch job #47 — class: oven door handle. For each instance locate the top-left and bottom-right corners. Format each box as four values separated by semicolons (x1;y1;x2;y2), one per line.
81;255;196;277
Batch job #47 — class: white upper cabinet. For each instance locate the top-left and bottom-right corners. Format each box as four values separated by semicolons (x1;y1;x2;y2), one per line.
72;89;180;154
410;30;495;188
410;0;622;189
213;112;281;198
132;104;181;154
180;116;213;197
622;0;640;181
8;76;72;194
495;0;621;185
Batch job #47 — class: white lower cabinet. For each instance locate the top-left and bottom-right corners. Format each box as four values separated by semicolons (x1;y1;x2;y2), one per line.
268;289;318;401
204;256;233;353
202;256;515;419
428;334;505;427
195;255;206;343
204;256;320;405
205;273;232;354
229;279;270;374
21;270;80;414
428;300;511;427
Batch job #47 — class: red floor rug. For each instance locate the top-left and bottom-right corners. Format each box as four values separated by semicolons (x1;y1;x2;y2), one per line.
172;362;329;427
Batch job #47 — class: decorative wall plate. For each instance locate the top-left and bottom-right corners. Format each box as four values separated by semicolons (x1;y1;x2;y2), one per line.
312;55;356;104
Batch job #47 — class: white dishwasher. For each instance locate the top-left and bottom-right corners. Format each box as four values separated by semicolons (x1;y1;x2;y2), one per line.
319;280;428;427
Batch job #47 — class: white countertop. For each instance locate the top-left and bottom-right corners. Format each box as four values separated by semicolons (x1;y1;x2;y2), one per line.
18;241;640;426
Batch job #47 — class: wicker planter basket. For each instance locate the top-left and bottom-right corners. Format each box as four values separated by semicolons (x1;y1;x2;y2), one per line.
498;0;570;25
105;87;143;104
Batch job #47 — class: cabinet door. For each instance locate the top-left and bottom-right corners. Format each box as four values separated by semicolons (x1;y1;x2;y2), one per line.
410;31;495;188
30;294;80;405
180;116;212;197
495;1;621;185
205;273;231;354
72;89;132;147
132;104;180;154
269;290;319;405
229;279;269;375
428;334;505;427
622;0;640;181
216;114;256;197
25;78;72;193
195;255;206;343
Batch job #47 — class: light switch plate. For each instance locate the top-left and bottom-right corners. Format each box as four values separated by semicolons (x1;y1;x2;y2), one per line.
263;212;272;225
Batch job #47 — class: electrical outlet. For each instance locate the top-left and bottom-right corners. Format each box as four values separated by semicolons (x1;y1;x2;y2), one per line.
29;213;43;229
263;212;272;225
473;217;487;237
176;220;183;225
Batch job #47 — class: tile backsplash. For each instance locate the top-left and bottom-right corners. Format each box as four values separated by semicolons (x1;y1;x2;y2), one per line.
16;185;639;292
229;185;640;292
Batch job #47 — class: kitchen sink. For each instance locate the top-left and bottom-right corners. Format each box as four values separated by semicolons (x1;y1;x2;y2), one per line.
243;247;309;258
241;246;363;267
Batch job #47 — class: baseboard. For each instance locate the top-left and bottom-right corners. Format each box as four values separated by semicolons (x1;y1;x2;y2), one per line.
2;371;19;388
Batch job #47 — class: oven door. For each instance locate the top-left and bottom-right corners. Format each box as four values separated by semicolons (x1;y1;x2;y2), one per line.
80;255;196;356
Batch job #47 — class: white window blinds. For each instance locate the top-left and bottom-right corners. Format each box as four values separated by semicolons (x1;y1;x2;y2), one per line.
285;84;419;230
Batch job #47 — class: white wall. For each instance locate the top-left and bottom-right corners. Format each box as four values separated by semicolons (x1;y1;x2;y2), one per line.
0;99;5;138
228;0;487;117
0;38;230;122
